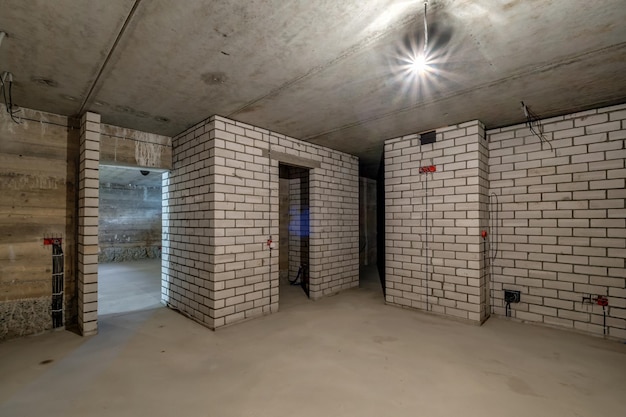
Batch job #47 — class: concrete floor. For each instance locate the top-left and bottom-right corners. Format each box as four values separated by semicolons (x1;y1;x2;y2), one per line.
1;267;625;417
98;259;162;316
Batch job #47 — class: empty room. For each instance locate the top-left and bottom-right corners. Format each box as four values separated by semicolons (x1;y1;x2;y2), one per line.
0;1;625;416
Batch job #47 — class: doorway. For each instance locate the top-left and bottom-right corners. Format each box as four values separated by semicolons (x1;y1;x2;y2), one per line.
359;176;382;294
97;165;164;316
278;164;310;308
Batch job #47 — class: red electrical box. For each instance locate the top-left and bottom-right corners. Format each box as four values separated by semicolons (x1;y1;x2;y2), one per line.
595;295;608;307
419;165;436;173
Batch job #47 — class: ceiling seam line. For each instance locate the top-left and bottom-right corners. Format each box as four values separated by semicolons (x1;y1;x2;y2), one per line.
77;0;144;116
303;41;626;141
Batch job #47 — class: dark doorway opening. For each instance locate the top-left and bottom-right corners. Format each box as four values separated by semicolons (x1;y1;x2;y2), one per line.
278;164;310;307
376;157;386;296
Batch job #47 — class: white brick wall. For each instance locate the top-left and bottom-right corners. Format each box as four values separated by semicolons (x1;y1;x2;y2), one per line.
384;121;489;323
77;112;100;336
163;115;359;329
161;118;214;327
384;105;626;341
488;103;626;339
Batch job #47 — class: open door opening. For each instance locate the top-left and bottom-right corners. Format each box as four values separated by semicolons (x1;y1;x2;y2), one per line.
376;156;386;296
97;165;163;316
278;164;310;308
359;175;383;295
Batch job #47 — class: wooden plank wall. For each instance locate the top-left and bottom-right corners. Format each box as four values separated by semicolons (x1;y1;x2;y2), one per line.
0;107;79;340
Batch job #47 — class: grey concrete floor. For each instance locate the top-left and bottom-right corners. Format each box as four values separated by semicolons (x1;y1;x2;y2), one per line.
98;259;162;316
1;266;625;417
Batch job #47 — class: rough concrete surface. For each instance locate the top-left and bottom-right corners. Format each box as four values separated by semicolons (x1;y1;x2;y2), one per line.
98;246;161;263
2;1;625;175
1;267;625;417
0;297;52;341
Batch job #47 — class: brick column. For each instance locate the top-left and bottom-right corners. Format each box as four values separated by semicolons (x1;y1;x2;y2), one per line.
385;121;489;323
78;112;100;335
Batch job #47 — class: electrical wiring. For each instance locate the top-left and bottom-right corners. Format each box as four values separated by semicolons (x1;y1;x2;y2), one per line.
267;143;274;312
521;101;552;151
1;71;21;124
423;1;428;53
489;193;499;262
489;192;500;314
424;166;430;312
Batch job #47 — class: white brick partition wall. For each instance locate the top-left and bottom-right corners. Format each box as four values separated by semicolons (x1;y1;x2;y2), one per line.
488;103;626;339
384;121;490;323
163;115;359;329
161;118;214;327
78;112;100;336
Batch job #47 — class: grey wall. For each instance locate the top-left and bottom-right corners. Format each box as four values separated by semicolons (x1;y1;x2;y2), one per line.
0;107;78;341
99;183;162;262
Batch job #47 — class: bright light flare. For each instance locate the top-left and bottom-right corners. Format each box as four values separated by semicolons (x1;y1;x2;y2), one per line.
409;54;431;75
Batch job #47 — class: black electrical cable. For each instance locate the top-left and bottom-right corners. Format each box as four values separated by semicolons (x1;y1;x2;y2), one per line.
424;168;430;312
289;265;302;285
423;1;428;53
289;264;309;286
1;76;21;124
521;101;552;151
489;193;499;262
489;193;499;315
51;241;64;328
268;145;273;312
10;116;70;129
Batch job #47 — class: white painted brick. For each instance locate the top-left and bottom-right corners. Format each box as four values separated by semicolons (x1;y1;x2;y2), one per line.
165;115;358;330
487;103;626;340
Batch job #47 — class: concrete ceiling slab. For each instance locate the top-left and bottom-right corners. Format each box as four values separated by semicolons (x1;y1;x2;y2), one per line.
1;0;625;177
0;0;135;115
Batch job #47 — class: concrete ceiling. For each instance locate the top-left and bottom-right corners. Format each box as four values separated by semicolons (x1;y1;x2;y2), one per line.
1;0;625;177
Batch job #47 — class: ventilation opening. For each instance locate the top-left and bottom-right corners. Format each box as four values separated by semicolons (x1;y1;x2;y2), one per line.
420;130;436;145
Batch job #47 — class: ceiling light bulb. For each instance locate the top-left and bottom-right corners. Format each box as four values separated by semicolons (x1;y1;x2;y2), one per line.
410;54;429;74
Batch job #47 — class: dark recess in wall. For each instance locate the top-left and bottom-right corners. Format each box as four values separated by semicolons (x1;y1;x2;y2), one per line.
376;156;386;294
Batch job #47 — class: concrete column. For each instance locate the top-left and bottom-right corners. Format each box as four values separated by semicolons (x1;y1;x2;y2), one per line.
78;112;100;336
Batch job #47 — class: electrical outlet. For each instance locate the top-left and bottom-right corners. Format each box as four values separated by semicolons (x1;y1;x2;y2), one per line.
504;290;521;303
